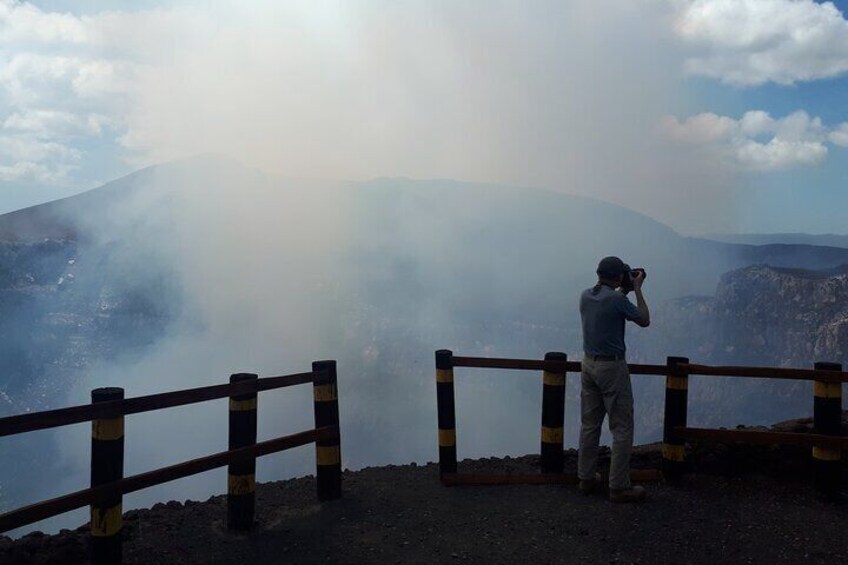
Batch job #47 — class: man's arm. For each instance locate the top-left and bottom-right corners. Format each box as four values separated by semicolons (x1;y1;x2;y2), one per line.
632;288;650;327
631;272;650;327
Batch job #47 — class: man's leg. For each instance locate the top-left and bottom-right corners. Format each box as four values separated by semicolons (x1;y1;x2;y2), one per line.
602;360;634;490
578;359;606;481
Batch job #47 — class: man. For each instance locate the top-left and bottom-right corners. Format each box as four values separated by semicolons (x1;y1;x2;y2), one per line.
578;256;650;503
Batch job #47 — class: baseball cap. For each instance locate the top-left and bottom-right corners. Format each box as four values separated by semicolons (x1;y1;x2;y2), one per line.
596;256;627;278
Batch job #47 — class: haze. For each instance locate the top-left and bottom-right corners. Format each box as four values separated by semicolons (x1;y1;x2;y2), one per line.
4;0;848;536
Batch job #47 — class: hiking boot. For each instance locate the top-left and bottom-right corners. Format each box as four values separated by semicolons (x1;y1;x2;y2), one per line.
609;485;647;503
578;472;602;495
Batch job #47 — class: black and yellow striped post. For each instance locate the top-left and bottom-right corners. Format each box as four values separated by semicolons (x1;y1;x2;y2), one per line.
227;373;258;531
662;356;689;482
90;387;124;565
813;361;842;500
540;352;567;474
435;349;457;475
312;360;342;501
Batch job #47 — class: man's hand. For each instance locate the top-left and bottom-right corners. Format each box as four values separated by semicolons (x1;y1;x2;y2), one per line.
632;271;650;327
632;270;646;291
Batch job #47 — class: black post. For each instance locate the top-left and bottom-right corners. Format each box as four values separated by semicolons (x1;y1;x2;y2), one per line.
662;356;689;482
435;350;457;475
541;352;567;474
227;373;258;530
90;387;124;565
313;360;342;501
813;361;842;500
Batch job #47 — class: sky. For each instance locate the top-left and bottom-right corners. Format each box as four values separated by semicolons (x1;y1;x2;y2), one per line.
1;0;848;234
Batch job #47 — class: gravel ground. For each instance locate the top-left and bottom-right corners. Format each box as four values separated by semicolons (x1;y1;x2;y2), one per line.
2;438;847;565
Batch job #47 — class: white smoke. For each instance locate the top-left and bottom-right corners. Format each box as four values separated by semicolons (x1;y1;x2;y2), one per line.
3;1;751;535
0;0;736;232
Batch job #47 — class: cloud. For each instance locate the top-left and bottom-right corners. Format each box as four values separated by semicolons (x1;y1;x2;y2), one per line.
0;131;80;182
0;0;140;186
0;53;115;183
3;109;109;136
660;110;840;170
0;109;111;183
0;0;87;44
735;138;828;170
829;122;848;146
0;160;59;182
0;0;179;185
0;52;136;108
673;0;848;85
0;133;79;162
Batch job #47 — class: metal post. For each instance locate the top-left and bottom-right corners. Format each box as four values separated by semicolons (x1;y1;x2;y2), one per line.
90;387;124;565
227;373;258;530
813;361;842;500
435;350;457;475
662;356;689;482
540;352;567;474
313;360;342;501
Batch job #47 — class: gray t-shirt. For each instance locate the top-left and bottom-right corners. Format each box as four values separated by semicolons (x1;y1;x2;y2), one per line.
580;284;643;357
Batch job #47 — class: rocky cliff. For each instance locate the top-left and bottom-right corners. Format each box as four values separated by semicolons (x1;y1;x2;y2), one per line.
648;264;848;368
618;264;848;433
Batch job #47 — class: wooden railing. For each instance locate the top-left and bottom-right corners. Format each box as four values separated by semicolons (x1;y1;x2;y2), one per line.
0;360;342;565
665;357;845;499
436;350;847;495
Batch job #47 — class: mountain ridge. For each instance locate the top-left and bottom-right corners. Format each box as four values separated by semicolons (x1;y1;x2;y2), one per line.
704;233;848;248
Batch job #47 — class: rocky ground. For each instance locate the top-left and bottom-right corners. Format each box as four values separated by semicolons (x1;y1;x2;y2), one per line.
2;418;847;565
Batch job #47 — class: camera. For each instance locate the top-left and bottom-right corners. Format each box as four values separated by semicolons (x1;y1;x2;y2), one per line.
620;265;646;294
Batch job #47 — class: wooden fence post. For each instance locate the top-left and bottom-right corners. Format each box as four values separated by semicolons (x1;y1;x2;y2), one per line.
312;360;342;501
228;373;258;530
541;352;567;474
90;387;124;565
435;350;457;475
662;356;689;482
813;361;842;500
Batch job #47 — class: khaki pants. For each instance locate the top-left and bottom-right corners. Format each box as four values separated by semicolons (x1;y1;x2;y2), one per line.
578;356;634;490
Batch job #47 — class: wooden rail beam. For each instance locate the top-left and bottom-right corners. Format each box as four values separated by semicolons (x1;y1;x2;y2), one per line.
681;363;848;383
440;469;661;486
0;427;337;533
452;356;572;372
445;356;848;383
676;427;848;450
628;364;669;375
0;372;314;437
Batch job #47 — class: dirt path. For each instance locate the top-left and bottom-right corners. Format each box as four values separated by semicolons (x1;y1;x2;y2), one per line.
3;444;847;565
